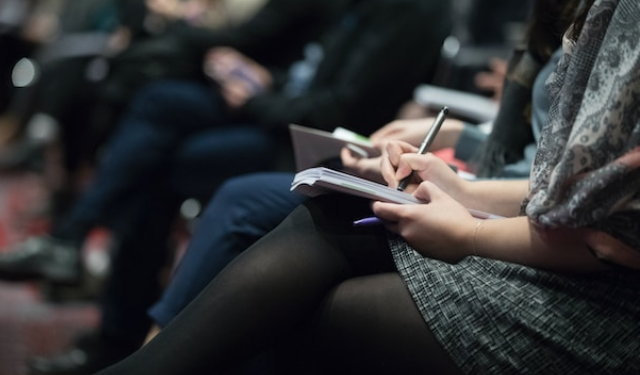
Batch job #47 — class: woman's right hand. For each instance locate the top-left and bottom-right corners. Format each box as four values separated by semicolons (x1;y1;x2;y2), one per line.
380;140;467;200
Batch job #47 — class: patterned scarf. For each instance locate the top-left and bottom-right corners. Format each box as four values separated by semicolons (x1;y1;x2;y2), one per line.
525;0;640;250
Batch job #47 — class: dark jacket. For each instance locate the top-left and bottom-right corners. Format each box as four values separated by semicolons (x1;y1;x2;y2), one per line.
170;0;350;71
104;0;349;107
238;0;453;135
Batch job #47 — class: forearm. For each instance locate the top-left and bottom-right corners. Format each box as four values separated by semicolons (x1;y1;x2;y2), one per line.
458;179;528;218
473;216;609;273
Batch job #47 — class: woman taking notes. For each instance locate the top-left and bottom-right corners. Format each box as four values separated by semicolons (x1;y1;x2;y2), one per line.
95;0;640;373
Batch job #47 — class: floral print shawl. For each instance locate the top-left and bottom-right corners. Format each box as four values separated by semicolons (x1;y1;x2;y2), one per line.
525;0;640;251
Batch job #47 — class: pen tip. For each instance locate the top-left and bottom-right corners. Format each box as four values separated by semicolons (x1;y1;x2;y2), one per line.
442;106;449;114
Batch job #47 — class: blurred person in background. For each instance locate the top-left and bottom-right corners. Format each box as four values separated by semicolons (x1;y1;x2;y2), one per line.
93;0;640;373
0;0;268;216
1;0;448;374
142;0;566;349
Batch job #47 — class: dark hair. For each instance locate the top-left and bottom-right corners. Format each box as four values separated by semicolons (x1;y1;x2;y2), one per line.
525;0;593;62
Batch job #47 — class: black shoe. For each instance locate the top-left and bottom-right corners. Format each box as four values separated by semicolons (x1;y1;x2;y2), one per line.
0;235;81;285
28;332;137;375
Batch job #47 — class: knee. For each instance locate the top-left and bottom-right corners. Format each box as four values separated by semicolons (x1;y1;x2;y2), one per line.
199;173;294;237
200;175;261;227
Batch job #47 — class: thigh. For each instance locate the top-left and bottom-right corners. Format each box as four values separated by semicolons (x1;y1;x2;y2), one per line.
310;273;463;375
125;79;228;133
203;173;309;235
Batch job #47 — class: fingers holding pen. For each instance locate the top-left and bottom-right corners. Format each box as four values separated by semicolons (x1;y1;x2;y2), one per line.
380;140;418;189
381;140;448;191
382;139;465;197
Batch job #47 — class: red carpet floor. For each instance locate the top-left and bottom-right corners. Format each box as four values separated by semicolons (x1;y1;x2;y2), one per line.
0;172;101;375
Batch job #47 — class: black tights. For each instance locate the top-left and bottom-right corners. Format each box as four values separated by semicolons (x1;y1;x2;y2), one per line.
95;195;462;375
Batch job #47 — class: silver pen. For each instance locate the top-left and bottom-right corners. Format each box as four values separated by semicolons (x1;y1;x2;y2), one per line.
397;106;449;191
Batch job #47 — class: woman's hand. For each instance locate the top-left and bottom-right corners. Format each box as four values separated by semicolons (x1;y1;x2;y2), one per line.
380;140;419;191
370;118;464;150
203;47;272;108
380;140;466;198
370;118;432;147
372;181;477;263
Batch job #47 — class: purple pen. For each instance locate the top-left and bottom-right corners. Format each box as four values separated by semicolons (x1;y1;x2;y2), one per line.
353;216;385;227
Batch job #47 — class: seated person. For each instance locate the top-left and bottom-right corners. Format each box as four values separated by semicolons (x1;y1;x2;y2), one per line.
3;1;453;374
146;5;566;338
95;1;640;372
0;0;320;206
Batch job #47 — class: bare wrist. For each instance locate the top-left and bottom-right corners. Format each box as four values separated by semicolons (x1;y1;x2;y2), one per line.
471;220;484;258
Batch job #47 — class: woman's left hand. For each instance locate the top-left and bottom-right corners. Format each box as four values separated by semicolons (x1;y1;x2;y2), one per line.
372;180;477;263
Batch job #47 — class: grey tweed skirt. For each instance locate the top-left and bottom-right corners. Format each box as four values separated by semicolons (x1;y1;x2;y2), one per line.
388;235;640;375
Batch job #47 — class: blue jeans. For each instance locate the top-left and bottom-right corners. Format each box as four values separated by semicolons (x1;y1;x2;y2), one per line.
55;80;245;239
148;172;307;327
98;128;277;345
52;80;277;346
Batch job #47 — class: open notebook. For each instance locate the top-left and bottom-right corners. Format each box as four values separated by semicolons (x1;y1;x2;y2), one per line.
291;167;503;220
